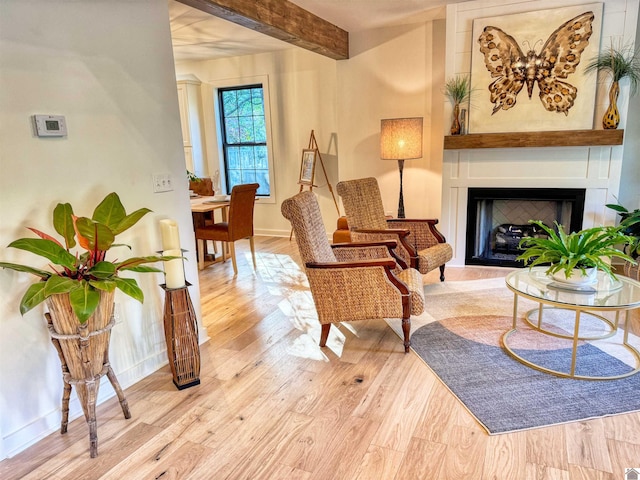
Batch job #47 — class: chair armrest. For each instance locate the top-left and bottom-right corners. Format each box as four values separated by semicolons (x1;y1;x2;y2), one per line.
349;228;418;268
351;228;416;254
332;240;397;248
306;258;397;270
387;218;448;246
304;260;411;324
306;258;409;295
355;228;411;238
388;218;439;224
331;240;408;270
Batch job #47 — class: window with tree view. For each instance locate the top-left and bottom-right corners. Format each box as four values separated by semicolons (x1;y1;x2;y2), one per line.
218;85;270;196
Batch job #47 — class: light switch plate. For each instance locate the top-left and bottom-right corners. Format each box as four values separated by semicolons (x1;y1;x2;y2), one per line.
153;173;173;193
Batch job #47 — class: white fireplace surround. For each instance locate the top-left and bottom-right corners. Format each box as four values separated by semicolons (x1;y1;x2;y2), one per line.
441;0;638;267
441;145;624;266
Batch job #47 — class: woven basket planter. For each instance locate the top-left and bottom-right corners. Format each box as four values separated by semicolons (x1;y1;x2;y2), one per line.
625;260;640;281
45;290;130;457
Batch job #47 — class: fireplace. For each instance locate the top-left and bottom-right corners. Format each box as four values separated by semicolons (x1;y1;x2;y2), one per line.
465;188;586;267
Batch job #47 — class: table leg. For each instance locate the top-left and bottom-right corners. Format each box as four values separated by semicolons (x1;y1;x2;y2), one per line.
624;311;630;344
537;302;543;328
570;310;582;376
512;292;518;328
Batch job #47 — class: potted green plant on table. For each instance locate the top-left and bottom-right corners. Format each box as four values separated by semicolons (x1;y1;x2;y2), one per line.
0;192;171;457
516;220;636;284
444;74;472;135
585;43;640;129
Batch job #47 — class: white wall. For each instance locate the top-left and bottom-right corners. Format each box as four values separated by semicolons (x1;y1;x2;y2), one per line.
175;16;449;230
175;48;340;236
620;14;640;211
0;0;203;458
336;20;447;219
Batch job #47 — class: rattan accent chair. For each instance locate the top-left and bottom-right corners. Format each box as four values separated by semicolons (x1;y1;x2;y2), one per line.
281;191;425;352
195;183;259;275
336;177;453;281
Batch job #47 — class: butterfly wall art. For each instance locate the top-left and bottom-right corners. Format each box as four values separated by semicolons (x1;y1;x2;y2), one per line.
469;4;602;134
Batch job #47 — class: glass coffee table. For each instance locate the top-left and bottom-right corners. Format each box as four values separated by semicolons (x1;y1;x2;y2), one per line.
504;267;640;380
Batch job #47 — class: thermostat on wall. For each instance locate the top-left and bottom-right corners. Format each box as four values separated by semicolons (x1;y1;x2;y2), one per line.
33;114;67;137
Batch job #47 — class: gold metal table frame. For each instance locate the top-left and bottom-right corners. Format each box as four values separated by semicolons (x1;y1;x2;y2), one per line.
503;267;640;381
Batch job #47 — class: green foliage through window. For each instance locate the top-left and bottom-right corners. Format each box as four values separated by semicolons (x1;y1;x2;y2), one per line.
219;85;270;195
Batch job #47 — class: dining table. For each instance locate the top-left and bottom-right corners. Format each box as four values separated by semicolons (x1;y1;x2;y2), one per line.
190;195;231;263
190;195;230;227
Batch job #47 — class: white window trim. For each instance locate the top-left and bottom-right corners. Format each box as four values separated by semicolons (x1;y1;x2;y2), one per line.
202;74;276;204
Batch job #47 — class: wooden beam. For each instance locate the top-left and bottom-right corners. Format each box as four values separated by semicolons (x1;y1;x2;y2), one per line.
176;0;349;60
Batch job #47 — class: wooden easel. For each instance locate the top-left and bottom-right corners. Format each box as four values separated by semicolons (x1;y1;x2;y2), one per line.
290;130;340;240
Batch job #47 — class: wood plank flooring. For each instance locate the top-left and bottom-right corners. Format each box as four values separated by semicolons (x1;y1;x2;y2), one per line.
1;236;639;479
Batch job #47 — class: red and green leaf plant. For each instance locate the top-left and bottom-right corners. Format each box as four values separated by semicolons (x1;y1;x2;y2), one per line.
0;193;174;323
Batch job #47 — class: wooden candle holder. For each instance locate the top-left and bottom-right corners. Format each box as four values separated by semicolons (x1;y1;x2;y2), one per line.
161;282;201;390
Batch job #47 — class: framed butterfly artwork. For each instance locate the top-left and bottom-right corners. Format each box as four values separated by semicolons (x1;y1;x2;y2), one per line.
469;4;603;134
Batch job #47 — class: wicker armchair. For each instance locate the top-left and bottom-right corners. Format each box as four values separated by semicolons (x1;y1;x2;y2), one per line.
281;191;425;352
336;177;453;281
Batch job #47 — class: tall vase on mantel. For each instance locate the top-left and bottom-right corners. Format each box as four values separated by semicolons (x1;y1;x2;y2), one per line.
603;81;620;129
450;103;461;135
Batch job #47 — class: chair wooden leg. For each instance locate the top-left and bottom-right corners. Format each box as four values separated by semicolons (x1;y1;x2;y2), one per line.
439;264;446;282
402;317;411;353
249;236;257;269
319;324;331;347
229;242;238;276
197;239;205;270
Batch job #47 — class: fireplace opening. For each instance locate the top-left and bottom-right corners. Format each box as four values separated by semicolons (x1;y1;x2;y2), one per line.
465;188;586;267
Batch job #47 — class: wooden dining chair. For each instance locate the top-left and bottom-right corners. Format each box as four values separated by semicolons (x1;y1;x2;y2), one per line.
195;183;259;275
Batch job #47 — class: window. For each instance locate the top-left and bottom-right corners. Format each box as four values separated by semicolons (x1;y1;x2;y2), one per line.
218;85;270;196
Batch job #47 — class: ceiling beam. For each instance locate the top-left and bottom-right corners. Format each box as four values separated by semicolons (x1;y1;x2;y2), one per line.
176;0;349;60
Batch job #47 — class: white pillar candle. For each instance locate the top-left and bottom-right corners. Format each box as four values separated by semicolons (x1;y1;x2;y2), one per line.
159;219;181;251
163;249;185;289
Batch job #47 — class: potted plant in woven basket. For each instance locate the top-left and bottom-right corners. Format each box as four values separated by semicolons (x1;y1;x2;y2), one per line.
517;220;636;285
607;201;640;280
0;192;171;457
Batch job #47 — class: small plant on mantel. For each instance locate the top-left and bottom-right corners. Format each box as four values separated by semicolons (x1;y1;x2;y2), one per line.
516;220;636;281
444;74;472;135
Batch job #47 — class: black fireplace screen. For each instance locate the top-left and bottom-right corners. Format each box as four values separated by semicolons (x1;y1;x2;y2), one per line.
466;188;586;267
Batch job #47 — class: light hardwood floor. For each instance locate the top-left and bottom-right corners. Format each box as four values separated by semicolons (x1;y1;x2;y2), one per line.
1;236;639;479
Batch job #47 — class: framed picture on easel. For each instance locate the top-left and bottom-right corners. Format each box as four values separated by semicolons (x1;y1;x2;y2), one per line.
298;149;317;185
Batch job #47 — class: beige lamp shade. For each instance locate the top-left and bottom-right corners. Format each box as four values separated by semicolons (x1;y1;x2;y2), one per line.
380;117;423;160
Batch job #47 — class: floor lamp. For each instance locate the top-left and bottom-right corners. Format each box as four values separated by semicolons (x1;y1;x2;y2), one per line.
380;117;423;218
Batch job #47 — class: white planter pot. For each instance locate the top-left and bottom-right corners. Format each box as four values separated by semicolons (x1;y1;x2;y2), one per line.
551;267;597;286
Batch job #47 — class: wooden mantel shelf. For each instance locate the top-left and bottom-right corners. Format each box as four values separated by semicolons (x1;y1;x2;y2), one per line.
443;129;624;149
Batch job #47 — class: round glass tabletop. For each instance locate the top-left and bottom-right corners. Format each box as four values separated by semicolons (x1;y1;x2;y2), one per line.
506;266;640;309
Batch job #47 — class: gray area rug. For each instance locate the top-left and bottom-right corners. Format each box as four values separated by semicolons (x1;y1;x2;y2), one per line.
389;277;640;434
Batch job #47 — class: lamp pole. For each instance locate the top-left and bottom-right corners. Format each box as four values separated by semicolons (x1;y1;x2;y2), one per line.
397;159;405;218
